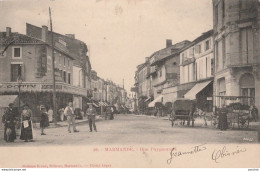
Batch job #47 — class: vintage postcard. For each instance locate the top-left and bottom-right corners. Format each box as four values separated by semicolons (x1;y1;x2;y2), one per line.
0;0;259;169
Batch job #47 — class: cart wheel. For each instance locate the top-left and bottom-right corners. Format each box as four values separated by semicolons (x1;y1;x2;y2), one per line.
238;117;249;129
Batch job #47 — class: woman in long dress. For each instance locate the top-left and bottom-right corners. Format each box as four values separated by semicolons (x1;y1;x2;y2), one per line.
40;106;49;135
2;103;17;142
20;104;33;142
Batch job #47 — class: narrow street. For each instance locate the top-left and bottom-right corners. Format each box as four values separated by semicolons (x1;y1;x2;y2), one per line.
0;114;258;146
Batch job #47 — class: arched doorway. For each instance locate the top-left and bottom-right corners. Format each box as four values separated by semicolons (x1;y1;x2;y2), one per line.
239;73;255;106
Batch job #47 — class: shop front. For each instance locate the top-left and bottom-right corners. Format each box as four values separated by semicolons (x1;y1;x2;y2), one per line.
0;82;88;122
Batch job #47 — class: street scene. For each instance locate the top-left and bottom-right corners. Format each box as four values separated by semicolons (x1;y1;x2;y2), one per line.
0;114;258;146
0;0;260;147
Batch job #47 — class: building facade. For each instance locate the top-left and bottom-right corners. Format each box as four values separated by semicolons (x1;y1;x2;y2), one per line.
212;0;260;112
148;40;190;106
0;26;90;121
180;30;214;111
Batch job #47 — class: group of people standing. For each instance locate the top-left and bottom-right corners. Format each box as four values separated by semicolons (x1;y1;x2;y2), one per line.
2;103;34;142
2;101;102;143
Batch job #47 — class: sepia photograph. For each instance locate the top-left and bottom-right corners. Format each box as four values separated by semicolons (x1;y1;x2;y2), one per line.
0;0;259;169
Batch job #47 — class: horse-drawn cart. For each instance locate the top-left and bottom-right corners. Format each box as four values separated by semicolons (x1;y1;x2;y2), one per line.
169;98;196;127
215;96;253;129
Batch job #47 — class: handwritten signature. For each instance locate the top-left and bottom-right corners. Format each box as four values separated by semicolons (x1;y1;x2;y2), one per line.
167;144;207;164
211;146;247;163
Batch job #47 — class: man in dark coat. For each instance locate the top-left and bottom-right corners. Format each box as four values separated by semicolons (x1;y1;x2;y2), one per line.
2;103;17;142
218;105;228;131
40;105;49;135
87;103;97;132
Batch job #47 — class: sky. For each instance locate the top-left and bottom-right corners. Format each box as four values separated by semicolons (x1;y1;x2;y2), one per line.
0;0;213;93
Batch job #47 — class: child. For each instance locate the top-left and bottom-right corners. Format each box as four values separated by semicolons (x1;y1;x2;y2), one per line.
40;105;49;135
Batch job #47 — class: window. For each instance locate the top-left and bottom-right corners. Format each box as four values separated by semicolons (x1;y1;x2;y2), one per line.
64;57;66;66
63;71;66;82
240;73;255;106
222;0;225;18
11;64;22;82
215;4;218;27
205;40;210;51
240;27;253;64
198;45;201;53
222;36;226;68
68;73;71;84
211;58;214;76
195;44;202;54
215;41;219;71
12;47;22;58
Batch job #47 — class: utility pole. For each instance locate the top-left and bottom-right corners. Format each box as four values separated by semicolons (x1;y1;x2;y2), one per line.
49;7;57;126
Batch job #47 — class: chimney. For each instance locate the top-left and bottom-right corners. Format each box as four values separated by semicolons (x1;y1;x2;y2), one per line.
145;57;149;63
6;27;11;37
166;39;172;48
65;34;75;39
42;25;48;42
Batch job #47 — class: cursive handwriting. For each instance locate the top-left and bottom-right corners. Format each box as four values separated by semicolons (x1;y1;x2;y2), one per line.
167;144;207;164
211;146;247;163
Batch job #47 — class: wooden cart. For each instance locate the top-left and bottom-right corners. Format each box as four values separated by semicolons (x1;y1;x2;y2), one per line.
215;96;253;129
169;98;196;127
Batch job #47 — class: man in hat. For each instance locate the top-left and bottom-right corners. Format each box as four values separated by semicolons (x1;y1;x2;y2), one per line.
2;103;17;142
86;103;97;132
64;101;79;133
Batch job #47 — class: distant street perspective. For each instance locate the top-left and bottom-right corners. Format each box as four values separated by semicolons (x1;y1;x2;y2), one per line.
0;114;258;146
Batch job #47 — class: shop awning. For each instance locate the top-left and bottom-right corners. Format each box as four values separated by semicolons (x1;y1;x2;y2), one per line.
148;95;163;107
0;95;24;108
184;80;212;100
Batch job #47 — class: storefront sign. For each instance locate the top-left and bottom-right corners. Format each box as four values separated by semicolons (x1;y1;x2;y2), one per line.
0;82;88;97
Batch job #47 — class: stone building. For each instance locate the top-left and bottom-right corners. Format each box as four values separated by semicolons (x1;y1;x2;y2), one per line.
212;0;260;112
0;25;91;121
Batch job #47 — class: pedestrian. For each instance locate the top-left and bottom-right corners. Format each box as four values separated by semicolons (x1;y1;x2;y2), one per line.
40;105;49;135
250;104;258;122
64;102;79;133
218;105;228;131
20;104;34;142
105;107;110;120
2;103;17;142
59;108;65;121
109;107;114;120
87;103;97;132
47;107;53;123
